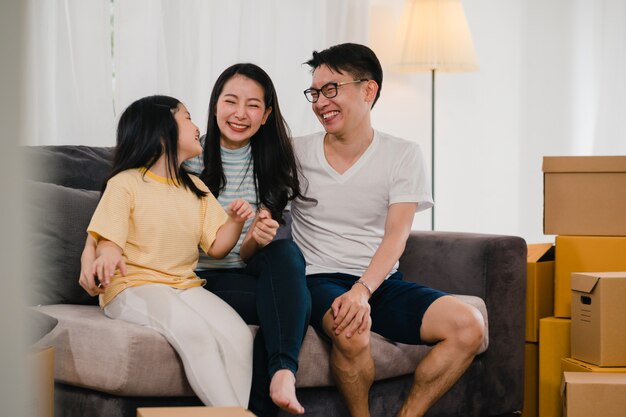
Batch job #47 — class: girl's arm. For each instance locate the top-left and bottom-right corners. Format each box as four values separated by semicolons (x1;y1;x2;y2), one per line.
78;234;102;296
206;198;255;258
92;238;126;288
240;208;279;262
80;235;128;294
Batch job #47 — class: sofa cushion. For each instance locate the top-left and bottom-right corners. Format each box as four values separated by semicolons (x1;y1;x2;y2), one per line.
26;181;100;306
35;294;487;396
26;309;59;345
23;145;114;191
35;305;193;396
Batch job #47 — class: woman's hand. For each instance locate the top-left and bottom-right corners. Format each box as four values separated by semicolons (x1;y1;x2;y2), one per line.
250;208;279;248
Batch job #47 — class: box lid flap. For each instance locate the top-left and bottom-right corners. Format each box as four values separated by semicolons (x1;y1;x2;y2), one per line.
583;271;626;279
527;243;555;262
561;357;626;373
571;273;600;293
563;372;626;385
543;155;626;173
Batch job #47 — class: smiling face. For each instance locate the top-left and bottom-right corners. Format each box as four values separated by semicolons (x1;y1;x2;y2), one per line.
310;64;376;139
215;74;272;149
174;103;201;162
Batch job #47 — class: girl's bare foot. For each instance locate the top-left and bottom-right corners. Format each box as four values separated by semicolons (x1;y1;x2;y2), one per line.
269;369;304;415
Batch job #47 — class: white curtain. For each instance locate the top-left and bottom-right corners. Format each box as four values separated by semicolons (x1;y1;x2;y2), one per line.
24;0;114;145
114;0;369;137
24;0;369;146
21;1;626;149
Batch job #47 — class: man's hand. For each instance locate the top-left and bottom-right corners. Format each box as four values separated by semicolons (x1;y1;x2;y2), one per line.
226;198;255;224
331;284;371;338
251;208;279;247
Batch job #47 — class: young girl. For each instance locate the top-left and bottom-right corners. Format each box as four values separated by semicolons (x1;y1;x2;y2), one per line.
88;95;255;407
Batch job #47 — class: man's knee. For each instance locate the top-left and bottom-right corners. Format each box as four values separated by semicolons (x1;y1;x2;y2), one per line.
422;297;486;354
451;304;485;354
322;310;371;358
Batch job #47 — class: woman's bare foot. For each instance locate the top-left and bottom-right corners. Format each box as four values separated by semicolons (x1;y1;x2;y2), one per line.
269;369;304;415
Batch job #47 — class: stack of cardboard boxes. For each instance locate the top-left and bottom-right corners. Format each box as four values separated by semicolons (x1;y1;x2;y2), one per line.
523;156;626;417
522;243;555;417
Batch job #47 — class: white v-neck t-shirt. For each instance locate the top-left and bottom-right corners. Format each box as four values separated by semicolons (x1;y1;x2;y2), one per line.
291;130;433;277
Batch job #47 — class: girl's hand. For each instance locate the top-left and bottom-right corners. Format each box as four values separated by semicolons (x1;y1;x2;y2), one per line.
78;237;104;296
91;242;126;288
251;208;279;247
226;198;255;224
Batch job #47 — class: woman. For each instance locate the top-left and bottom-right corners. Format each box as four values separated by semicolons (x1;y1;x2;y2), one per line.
80;64;311;416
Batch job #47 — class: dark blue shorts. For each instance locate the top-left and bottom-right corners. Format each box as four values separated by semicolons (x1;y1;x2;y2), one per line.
307;271;447;345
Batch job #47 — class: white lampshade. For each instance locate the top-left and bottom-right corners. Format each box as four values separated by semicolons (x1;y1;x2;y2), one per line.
395;0;478;72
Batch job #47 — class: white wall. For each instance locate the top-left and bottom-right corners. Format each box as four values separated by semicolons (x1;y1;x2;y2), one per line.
371;0;626;243
370;0;524;236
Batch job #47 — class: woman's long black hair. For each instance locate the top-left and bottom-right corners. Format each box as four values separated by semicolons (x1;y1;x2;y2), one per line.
104;95;206;198
200;63;309;223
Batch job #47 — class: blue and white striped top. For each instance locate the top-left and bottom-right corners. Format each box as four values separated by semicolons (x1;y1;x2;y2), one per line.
183;136;257;269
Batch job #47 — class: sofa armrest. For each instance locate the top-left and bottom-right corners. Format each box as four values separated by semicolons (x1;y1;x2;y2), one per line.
399;230;526;296
398;230;527;413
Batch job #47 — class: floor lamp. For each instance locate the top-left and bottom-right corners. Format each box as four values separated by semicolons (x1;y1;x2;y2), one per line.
394;0;478;230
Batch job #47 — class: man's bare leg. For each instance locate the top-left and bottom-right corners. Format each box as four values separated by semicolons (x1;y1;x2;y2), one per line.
323;309;375;417
269;369;305;414
397;296;486;417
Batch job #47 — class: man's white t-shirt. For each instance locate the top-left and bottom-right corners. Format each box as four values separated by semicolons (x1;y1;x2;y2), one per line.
291;130;433;277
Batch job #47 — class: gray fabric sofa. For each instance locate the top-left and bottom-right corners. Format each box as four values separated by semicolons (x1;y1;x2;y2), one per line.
24;145;527;417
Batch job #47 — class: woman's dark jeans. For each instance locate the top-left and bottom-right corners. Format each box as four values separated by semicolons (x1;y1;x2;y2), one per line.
197;239;311;416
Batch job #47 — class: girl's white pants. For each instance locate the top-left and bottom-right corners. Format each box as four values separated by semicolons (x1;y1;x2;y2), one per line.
104;285;253;407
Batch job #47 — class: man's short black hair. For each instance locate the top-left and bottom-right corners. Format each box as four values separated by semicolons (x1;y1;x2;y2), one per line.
305;43;383;108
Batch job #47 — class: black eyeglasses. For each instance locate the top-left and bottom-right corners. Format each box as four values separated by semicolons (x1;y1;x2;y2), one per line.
303;79;369;103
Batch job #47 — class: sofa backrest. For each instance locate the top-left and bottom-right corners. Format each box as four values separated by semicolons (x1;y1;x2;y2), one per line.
22;146;114;306
23;145;115;191
22;145;292;306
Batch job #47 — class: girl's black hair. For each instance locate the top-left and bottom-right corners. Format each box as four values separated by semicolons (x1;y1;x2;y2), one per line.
104;95;206;198
201;63;310;223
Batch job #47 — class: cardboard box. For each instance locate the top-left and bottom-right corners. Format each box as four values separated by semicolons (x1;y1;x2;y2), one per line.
543;155;626;236
522;342;538;417
538;317;570;417
28;346;54;417
553;235;626;318
561;372;626;417
137;407;256;417
562;357;626;373
570;272;626;366
526;243;555;342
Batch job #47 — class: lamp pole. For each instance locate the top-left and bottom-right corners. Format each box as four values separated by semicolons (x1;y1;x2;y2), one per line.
430;68;435;231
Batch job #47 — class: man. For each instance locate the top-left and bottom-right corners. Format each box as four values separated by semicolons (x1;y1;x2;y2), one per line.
290;43;486;417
